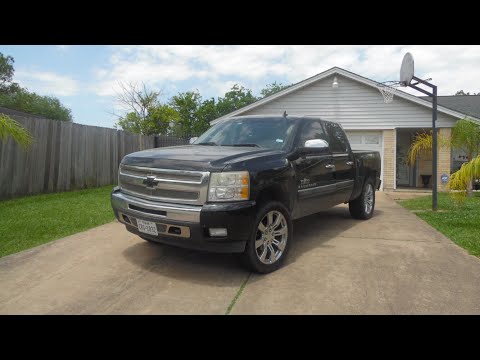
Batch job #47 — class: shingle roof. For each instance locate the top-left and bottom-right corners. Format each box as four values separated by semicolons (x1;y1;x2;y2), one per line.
420;95;480;119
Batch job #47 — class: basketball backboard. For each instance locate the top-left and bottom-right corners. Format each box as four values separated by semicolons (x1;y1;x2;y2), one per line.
400;52;414;86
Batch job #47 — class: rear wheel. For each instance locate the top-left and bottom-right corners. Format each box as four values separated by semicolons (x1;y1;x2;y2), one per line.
242;201;293;274
349;179;375;220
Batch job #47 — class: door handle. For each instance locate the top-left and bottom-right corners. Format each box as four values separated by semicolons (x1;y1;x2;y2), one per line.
325;164;336;169
346;161;354;166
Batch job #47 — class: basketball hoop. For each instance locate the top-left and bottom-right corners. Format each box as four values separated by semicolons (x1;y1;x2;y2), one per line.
376;81;402;103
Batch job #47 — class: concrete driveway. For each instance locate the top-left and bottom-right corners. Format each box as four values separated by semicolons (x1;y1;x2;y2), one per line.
1;193;480;314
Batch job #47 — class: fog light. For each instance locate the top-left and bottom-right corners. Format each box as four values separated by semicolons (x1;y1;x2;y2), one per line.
209;228;228;237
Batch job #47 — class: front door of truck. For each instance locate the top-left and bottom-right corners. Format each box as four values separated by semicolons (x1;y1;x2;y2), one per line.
293;119;337;218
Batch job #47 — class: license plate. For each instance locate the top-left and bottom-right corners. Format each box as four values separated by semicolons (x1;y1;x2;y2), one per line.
137;219;158;236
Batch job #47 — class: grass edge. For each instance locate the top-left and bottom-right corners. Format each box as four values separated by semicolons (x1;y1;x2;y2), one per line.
225;272;251;315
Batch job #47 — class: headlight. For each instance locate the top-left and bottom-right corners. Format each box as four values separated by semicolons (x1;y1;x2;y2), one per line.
208;171;249;202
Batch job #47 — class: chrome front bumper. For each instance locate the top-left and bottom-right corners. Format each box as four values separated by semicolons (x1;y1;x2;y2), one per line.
111;188;202;223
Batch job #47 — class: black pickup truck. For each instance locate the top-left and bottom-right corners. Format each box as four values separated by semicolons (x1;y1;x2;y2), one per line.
111;115;381;273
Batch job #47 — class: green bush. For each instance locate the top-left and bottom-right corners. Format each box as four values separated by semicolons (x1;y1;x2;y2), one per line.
0;87;73;122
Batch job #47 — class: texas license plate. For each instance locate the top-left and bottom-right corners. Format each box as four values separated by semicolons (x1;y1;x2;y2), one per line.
137;219;158;236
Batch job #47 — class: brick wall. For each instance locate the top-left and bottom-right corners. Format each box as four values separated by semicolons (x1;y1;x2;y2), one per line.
383;129;396;190
438;128;452;191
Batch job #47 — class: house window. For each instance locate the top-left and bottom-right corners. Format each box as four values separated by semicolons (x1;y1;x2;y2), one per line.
364;135;380;145
347;135;362;144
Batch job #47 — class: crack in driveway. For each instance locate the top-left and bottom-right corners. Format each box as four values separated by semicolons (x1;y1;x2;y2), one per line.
225;272;251;315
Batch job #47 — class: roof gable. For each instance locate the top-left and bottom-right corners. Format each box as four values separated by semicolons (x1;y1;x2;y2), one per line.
211;67;480;124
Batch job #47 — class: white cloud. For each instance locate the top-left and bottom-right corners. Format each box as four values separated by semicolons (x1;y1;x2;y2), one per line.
92;45;480;98
15;70;79;96
56;45;71;51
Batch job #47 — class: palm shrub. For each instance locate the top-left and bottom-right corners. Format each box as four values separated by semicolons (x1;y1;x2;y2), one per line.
0;113;33;149
406;118;480;197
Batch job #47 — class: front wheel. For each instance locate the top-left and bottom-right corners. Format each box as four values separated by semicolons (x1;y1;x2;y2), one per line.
349;180;375;220
241;201;293;274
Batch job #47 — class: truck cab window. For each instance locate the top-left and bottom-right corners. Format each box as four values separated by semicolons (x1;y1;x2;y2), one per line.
298;120;330;146
324;122;349;153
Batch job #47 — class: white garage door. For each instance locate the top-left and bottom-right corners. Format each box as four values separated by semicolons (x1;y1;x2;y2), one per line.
345;131;384;190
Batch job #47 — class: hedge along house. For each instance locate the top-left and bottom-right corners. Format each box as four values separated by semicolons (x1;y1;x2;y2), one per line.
210;67;480;191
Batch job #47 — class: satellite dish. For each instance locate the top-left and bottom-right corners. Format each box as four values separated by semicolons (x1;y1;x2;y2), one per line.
400;52;414;86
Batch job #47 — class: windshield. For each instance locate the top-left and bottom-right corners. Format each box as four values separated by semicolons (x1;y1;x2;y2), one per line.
193;117;296;150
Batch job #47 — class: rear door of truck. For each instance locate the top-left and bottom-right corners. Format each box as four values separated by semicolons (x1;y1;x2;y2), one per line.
323;122;356;204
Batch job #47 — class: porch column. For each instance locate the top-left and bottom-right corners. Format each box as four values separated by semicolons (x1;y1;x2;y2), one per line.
382;129;396;190
437;128;452;191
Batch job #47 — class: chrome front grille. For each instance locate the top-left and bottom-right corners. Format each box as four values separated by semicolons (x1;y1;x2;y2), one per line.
118;164;210;205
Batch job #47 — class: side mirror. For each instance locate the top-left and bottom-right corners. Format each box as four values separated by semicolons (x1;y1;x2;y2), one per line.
288;139;329;160
299;139;329;156
189;137;198;144
304;139;329;149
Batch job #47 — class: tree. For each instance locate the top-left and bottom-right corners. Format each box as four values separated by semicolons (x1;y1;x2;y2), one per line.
197;98;218;126
114;82;180;136
169;91;203;137
116;104;180;136
407;131;448;165
449;156;480;194
216;84;258;117
455;90;479;95
407;118;480;197
149;105;180;135
114;82;160;123
0;114;33;149
114;81;297;137
260;81;291;98
0;88;73;121
448;119;480;196
168;91;214;137
0;52;20;94
0;53;72;121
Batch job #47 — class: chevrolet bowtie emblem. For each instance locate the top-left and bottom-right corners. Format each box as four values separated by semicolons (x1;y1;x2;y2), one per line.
143;176;159;188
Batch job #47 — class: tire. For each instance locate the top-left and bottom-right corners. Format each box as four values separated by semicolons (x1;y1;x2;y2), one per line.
349;179;376;220
241;201;293;274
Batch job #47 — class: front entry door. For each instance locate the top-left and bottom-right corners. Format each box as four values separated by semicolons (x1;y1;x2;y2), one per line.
396;131;415;187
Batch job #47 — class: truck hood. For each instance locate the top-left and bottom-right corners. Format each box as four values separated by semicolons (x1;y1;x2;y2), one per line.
121;145;284;171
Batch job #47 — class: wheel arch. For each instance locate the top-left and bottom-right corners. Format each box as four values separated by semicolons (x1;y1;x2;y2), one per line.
255;184;293;213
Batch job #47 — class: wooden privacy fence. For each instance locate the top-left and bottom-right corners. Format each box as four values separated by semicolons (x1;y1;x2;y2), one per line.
0;115;161;199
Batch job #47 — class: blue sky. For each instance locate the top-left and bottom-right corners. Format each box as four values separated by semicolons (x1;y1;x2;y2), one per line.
1;45;479;129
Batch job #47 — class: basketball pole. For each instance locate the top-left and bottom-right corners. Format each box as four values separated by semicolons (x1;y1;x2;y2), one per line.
432;86;438;211
409;76;438;211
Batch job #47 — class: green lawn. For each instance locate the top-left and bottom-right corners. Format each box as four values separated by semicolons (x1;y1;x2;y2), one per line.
398;192;480;257
0;185;116;258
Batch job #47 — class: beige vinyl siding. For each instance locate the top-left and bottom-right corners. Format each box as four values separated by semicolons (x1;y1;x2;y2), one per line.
241;74;458;129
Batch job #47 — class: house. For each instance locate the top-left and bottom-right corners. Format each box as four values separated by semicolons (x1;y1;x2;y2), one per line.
211;67;480;191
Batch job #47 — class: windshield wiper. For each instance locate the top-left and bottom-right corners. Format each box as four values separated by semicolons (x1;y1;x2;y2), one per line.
225;143;262;148
195;142;218;146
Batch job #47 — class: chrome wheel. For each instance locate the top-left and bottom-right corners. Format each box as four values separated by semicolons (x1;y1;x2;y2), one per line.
255;210;288;265
364;183;374;214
